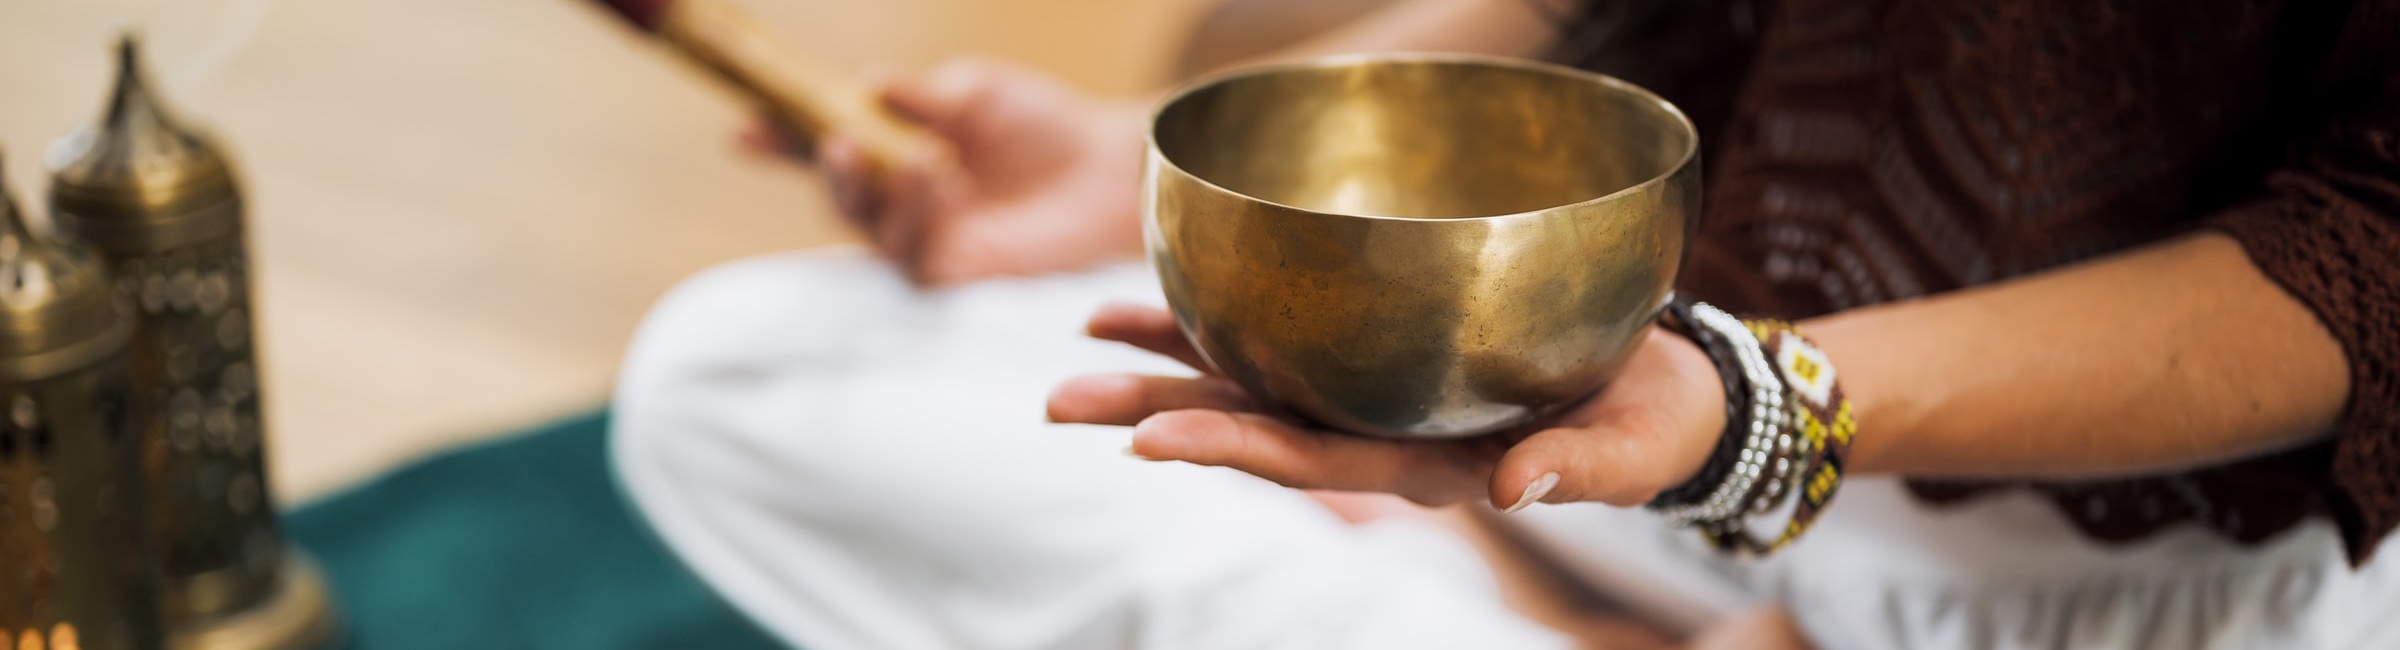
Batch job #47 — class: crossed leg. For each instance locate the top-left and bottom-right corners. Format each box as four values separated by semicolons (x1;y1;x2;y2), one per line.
609;248;1584;649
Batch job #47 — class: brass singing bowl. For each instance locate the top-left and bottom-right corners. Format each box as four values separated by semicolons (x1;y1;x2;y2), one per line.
1143;53;1701;439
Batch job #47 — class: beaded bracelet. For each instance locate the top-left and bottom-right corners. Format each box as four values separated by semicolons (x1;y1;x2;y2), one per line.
1700;319;1855;556
1749;319;1855;550
1647;297;1750;509
1645;300;1855;557
1650;302;1787;526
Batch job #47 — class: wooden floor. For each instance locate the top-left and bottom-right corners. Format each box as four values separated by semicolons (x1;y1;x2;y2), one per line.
0;0;1218;500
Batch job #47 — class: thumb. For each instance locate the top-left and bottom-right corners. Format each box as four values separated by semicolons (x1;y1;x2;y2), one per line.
1489;409;1691;511
879;57;1003;136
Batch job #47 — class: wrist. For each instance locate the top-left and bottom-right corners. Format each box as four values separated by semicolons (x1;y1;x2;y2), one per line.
1646;320;1737;505
1646;300;1858;556
1796;308;1918;476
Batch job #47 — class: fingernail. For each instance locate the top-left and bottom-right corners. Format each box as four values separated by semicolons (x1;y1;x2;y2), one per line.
1123;444;1159;461
1504;472;1560;513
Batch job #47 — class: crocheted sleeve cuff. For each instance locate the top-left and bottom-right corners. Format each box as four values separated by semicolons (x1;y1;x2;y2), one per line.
2207;118;2400;567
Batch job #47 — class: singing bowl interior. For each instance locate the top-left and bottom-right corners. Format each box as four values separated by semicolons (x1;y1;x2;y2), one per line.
1152;56;1692;220
1146;54;1699;439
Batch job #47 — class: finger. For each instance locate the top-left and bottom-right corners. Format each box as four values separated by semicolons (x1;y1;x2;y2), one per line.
880;56;1002;136
869;147;965;282
1045;374;1253;426
911;195;1087;284
740;116;814;162
1084;303;1211;372
1131;410;1486;505
1493;329;1728;511
737;120;786;157
816;137;877;229
1490;407;1686;511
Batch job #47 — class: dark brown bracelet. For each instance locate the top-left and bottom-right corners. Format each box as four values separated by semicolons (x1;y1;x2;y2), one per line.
1646;296;1752;510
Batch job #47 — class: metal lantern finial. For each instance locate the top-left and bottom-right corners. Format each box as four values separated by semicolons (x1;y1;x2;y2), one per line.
49;36;240;234
47;34;341;650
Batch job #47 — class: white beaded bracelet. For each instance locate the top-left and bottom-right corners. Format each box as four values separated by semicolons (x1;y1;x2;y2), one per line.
1653;303;1787;526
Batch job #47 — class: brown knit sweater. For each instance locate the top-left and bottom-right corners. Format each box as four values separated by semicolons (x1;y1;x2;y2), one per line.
1563;0;2400;564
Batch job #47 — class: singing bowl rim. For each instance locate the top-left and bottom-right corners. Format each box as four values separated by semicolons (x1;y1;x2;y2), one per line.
1144;51;1701;223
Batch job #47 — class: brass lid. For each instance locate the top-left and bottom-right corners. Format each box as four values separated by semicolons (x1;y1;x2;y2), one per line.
0;154;133;381
48;35;243;252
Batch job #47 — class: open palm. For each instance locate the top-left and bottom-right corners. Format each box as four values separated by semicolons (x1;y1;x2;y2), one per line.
1047;303;1731;511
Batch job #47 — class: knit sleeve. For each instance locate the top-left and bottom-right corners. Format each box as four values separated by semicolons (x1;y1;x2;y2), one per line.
2204;0;2400;566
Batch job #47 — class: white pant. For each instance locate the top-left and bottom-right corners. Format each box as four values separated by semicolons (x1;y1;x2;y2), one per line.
612;247;2400;650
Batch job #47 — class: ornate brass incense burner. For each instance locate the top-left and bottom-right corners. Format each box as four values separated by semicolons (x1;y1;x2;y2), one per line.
0;151;160;650
46;37;339;650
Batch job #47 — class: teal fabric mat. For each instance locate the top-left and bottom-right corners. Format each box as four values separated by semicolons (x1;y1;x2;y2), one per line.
285;411;789;650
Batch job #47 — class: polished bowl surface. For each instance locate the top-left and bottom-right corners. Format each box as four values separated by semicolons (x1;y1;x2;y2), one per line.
1145;53;1700;439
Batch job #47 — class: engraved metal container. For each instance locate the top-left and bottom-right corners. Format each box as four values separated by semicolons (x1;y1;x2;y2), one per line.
1145;54;1700;439
0;153;162;650
45;38;340;650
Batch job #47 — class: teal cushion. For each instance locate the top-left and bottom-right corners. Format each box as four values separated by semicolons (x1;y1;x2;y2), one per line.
286;411;789;650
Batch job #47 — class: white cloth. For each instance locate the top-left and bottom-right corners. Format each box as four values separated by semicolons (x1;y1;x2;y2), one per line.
612;247;2400;649
1509;480;2400;649
610;248;1570;650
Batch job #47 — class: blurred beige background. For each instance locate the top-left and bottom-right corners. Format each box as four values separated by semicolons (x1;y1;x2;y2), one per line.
0;0;1224;501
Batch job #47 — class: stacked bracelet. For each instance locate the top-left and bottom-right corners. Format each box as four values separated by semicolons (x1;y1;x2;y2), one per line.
1647;299;1748;509
1645;299;1855;557
1724;319;1857;554
1649;302;1786;526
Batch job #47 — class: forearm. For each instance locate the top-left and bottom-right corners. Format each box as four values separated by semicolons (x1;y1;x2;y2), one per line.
1810;233;2351;479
